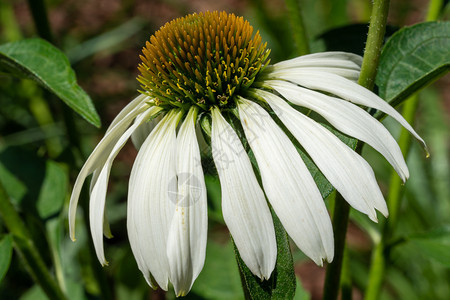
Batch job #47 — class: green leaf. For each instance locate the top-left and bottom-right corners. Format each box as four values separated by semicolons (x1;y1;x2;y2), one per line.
0;38;100;127
0;147;66;219
293;279;310;300
405;227;450;267
191;240;243;299
37;161;68;219
0;235;13;283
376;22;450;106
234;213;296;299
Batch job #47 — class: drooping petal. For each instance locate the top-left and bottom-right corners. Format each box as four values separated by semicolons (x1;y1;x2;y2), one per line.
167;107;208;296
265;71;427;152
262;81;409;182
89;107;161;266
107;94;151;132
268;67;360;82
259;92;388;221
69;101;150;241
131;113;163;150
273;51;362;70
127;110;182;290
211;107;277;279
237;98;334;265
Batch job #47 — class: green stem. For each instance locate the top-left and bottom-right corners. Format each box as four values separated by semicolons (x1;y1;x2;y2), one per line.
358;0;391;90
284;0;310;55
26;0;54;43
425;0;443;21
0;181;67;300
26;1;111;299
364;0;440;297
323;193;350;300
364;94;419;300
340;247;353;300
323;1;390;299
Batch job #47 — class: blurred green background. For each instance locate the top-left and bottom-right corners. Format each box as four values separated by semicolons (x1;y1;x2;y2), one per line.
0;0;449;299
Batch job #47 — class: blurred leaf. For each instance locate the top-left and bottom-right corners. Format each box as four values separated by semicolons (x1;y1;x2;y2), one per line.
204;175;224;223
0;147;66;219
37;161;68;219
191;240;243;299
0;38;100;127
234;213;296;299
318;24;397;55
376;22;450;106
66;18;144;63
404;227;450;267
0;235;13;283
19;285;48;300
293;279;310;300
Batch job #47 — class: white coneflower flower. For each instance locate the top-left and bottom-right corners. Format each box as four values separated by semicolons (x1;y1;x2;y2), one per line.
69;11;426;296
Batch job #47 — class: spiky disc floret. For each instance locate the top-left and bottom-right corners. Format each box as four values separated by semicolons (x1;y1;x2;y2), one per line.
138;11;270;111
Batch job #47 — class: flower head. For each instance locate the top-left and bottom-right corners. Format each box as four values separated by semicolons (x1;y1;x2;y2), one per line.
69;11;426;296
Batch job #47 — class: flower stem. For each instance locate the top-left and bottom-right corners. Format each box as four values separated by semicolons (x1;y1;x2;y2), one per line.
322;1;390;299
364;0;440;297
357;0;391;90
26;1;112;299
0;181;67;300
322;192;350;300
26;0;54;42
284;0;310;55
365;94;419;300
426;0;443;21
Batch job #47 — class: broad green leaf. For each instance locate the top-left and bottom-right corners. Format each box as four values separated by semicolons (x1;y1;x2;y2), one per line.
293;279;310;300
234;213;296;299
191;240;243;299
0;235;13;283
37;161;68;219
19;285;48;300
0;38;100;127
405;227;450;267
376;22;450;106
0;147;66;219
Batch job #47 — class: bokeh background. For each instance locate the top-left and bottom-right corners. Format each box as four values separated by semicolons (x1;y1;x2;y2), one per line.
0;0;449;299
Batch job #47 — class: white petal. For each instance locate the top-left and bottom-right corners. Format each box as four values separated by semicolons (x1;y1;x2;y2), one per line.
211;107;277;279
69;101;150;241
273;51;362;70
127;110;181;290
167;107;208;296
265;71;427;152
269;67;360;82
263;81;409;182
107;94;151;132
89;107;160;266
260;92;388;221
131;113;163;150
237;99;334;265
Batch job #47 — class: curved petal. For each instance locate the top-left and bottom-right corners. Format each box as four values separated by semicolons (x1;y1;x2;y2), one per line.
237;98;334;265
211;107;277;279
131;113;162;150
167;107;208;296
127;110;181;290
107;94;151;132
264;71;427;152
89;107;161;266
273;51;362;70
262;81;409;182
260;92;388;221
269;67;360;82
69;101;150;241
